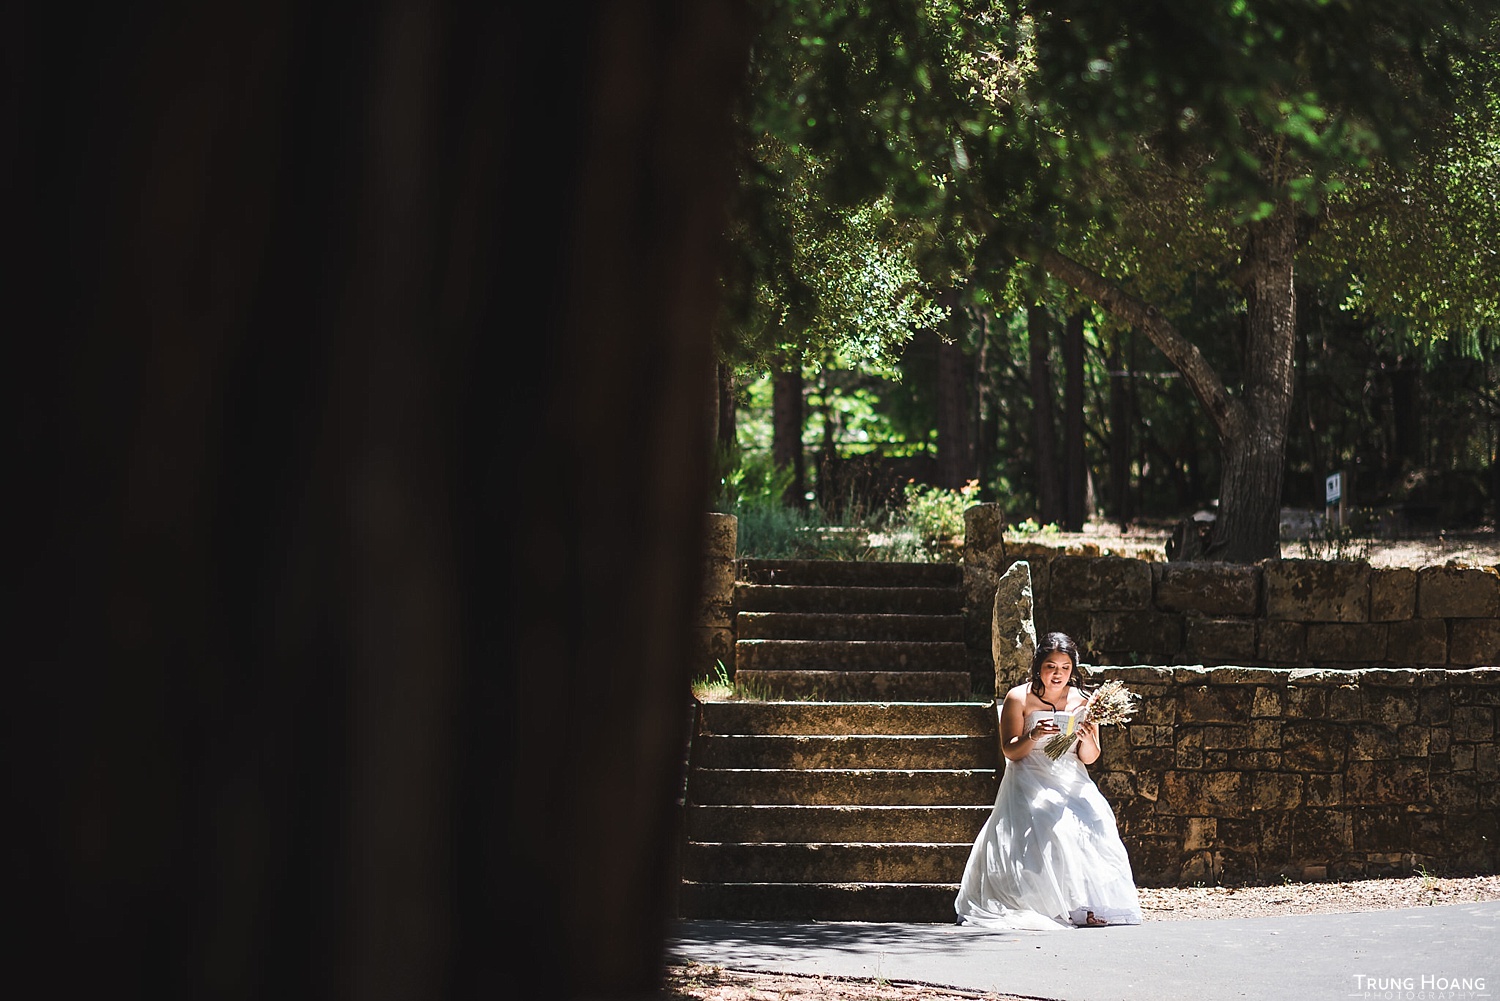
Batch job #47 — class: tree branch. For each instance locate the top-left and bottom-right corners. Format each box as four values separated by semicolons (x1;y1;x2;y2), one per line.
1007;234;1246;442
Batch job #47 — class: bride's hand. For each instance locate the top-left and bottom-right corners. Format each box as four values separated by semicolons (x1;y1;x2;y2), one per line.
1028;720;1059;742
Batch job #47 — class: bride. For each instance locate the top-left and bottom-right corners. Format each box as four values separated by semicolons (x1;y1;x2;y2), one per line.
954;631;1143;929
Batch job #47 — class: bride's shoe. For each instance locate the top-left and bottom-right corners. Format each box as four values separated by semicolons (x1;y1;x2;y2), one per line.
1069;907;1109;927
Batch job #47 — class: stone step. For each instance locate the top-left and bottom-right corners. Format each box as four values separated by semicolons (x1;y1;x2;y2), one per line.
677;880;961;922
692;733;998;771
685;804;991;843
738;559;962;588
731;669;975;702
736;611;965;642
735;584;964;615
679;842;973;883
735;638;968;672
687;768;999;806
682;555;977;923
696;700;996;736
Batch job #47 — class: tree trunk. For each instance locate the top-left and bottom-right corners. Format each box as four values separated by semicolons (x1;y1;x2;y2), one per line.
1389;361;1421;476
1019;206;1298;561
1206;206;1299;561
936;301;975;489
1028;304;1064;524
1062;309;1087;531
717;361;739;454
974;307;995;494
815;385;843;514
1107;335;1134;526
1491;453;1500;529
773;363;806;508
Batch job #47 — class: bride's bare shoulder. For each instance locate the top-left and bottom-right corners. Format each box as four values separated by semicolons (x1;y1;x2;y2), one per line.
1002;683;1032;706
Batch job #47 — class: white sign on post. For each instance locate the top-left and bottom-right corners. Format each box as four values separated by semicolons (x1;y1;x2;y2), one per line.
1326;472;1342;504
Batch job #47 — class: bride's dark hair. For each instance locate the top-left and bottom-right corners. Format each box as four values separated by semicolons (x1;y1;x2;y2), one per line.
1028;631;1089;698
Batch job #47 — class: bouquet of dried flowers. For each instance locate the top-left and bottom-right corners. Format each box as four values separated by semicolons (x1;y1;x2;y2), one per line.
1043;679;1139;760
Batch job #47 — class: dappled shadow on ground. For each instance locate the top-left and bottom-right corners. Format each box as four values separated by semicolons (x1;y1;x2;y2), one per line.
668;918;1046;965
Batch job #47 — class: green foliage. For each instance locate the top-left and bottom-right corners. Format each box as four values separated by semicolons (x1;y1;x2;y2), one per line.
896;478;980;545
869;480;980;562
714;442;795;512
1007;518;1060;537
715;446;986;561
713;442;825;560
723;139;955;371
720;461;880;560
1030;0;1485;215
723;1;1500;543
1297;516;1374;562
728;498;824;559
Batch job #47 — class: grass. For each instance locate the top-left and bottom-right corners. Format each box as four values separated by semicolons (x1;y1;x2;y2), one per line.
690;660;812;702
1416;862;1439;902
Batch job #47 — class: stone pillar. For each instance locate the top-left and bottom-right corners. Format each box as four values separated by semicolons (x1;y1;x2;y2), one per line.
963;503;1008;694
698;512;738;678
992;560;1037;696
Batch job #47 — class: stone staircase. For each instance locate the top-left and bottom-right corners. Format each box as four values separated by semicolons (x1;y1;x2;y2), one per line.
734;558;973;701
677;559;999;922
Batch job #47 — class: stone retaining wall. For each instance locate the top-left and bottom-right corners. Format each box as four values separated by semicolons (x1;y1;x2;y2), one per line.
1088;664;1500;885
963;504;1500;685
698;513;737;676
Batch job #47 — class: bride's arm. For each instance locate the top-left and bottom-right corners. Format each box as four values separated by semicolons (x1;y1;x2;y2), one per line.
1000;690;1055;761
1075;720;1101;765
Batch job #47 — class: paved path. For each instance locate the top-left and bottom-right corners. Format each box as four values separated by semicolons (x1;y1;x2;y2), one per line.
669;902;1500;1000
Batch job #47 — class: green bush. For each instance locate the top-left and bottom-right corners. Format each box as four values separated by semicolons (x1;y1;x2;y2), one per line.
1007;517;1061;537
898;479;979;543
715;449;986;562
872;479;979;561
713;444;793;512
731;500;822;559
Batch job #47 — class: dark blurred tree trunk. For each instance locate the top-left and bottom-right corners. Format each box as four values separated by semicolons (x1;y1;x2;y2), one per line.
974;306;996;497
11;3;752;1000
717;361;739;455
1028;304;1064;524
816;383;841;513
1390;361;1422;476
707;359;738;499
1107;335;1135;527
936;298;975;489
1491;454;1500;528
1062;309;1087;531
772;361;806;508
1296;321;1325;501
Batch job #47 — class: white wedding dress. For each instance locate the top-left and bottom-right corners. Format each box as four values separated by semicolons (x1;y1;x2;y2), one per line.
954;710;1143;929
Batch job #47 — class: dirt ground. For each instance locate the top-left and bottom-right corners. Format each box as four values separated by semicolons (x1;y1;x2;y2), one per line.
1001;522;1498;568
665;875;1500;1001
666;526;1498;1000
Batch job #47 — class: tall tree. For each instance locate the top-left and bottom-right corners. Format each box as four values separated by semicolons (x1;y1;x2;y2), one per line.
773;361;808;506
936;292;977;488
1062;309;1088;531
1027;304;1065;524
716;361;740;455
739;0;1499;560
1105;332;1136;526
